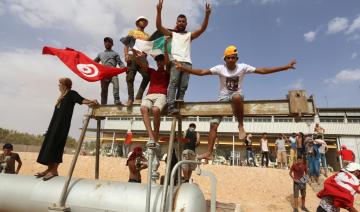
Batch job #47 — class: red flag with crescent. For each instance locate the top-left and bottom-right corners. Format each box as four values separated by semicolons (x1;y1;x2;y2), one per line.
42;46;127;82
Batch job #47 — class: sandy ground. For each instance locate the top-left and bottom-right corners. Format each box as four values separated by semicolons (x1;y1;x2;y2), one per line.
16;152;359;212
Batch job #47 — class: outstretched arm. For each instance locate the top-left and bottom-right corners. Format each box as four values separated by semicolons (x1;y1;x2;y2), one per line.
156;0;172;36
82;99;99;106
191;3;211;40
94;54;101;63
255;59;296;74
174;60;211;76
164;36;171;66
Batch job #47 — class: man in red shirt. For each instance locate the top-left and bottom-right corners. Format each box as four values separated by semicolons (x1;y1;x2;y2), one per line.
290;156;310;212
338;145;356;167
134;38;170;147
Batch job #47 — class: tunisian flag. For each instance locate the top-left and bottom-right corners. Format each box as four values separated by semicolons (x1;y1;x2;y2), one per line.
317;171;360;209
42;46;127;82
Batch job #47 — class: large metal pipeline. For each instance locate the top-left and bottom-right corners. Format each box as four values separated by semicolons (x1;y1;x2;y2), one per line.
0;174;206;212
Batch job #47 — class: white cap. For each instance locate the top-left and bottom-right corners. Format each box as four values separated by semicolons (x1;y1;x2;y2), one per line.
345;162;360;172
136;16;148;23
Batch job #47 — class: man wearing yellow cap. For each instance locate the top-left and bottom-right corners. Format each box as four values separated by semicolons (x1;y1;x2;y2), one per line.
124;16;150;106
175;45;296;159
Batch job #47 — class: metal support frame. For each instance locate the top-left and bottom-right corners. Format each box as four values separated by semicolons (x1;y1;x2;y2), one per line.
95;120;101;179
160;118;177;212
145;149;154;212
88;91;315;118
49;108;94;211
177;116;182;186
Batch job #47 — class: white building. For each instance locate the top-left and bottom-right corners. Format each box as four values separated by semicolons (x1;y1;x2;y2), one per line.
85;107;360;170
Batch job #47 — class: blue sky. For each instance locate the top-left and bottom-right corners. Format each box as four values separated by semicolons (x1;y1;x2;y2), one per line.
0;0;359;137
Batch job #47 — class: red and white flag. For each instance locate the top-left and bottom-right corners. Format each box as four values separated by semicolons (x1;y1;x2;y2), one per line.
318;171;360;209
42;46;127;82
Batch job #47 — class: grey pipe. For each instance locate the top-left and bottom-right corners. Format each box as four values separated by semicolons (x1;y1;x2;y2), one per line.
0;175;206;212
160;118;177;212
168;160;202;211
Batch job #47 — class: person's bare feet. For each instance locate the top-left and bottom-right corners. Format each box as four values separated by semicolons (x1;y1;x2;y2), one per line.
196;152;212;160
238;126;246;139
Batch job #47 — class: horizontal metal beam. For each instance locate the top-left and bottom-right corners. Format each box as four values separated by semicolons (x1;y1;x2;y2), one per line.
88;99;315;118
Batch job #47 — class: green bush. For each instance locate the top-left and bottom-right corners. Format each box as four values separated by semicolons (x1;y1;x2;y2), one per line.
0;127;76;148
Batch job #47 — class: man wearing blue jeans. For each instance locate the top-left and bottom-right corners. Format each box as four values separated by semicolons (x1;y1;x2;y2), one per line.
175;45;296;159
94;37;125;105
315;134;328;177
245;134;257;166
156;0;211;114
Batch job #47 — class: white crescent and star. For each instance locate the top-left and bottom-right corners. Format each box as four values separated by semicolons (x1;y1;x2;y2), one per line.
76;64;99;77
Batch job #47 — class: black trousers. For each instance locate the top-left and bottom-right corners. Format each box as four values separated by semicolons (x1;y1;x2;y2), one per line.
261;152;269;167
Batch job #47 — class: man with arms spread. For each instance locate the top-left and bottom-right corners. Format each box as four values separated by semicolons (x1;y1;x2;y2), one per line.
156;0;211;114
175;45;296;159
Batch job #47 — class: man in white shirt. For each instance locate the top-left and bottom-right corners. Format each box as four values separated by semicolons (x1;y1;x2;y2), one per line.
175;45;296;159
156;0;211;114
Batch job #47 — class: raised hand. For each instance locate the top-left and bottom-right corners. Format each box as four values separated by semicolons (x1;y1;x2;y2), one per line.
205;3;211;16
287;59;297;69
157;0;163;13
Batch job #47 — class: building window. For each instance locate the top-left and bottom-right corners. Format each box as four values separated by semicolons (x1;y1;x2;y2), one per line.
135;117;142;121
120;117;132;121
298;117;315;123
223;116;233;122
253;117;271;122
184;117;197;122
320;117;344;123
347;118;360;123
199;117;212;122
107;117;120;120
274;117;294;122
165;117;173;121
244;117;252;122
